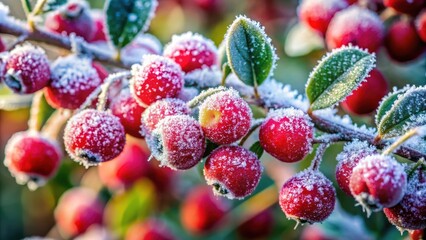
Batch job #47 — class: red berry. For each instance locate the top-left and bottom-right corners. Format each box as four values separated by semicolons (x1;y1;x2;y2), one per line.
3;44;50;94
383;166;426;231
111;89;146;138
89;10;108;42
279;170;336;224
237;208;274;239
125;219;175;240
198;89;252;145
326;6;384;52
44;56;102;109
0;37;5;52
349;155;407;215
98;142;150;190
64;109;126;167
92;61;109;81
146;157;176;193
141;98;190;137
130;55;184;107
410;229;424;240
335;140;377;195
259;108;314;163
298;0;348;35
384;0;425;15
121;34;163;63
45;0;95;41
204;145;263;199
385;19;425;63
164;32;218;73
300;225;336;240
416;10;426;42
55;187;104;236
148;115;205;170
181;186;228;235
341;69;388;115
4;131;62;190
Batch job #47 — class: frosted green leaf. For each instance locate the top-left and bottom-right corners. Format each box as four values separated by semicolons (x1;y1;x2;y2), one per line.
375;87;409;127
249;141;264;159
225;16;277;87
306;46;375;110
106;0;158;49
43;0;67;13
378;86;426;138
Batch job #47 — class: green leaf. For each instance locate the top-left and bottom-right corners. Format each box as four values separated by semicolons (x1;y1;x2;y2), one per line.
306;46;375;110
249;141;264;159
105;0;158;49
225;16;276;87
378;86;426;138
375;88;409;127
43;0;67;13
203;139;220;158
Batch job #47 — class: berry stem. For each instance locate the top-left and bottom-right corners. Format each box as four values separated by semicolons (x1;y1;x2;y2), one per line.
382;127;419;156
41;109;72;140
310;143;329;171
20;0;32;16
220;63;230;87
187;86;226;109
31;0;48;16
239;118;264;146
27;91;44;132
96;72;129;111
312;133;344;144
407;159;425;179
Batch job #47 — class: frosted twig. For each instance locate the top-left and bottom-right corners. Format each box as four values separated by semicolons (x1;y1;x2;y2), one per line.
239;118;264;147
41;109;72;140
27;91;44;132
96;72;130;111
310;143;330;171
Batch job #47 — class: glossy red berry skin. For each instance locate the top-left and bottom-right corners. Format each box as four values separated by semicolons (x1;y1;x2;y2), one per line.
385;19;425;63
181;186;228;235
341;69;388;115
98;142;150;190
4;131;62;190
416;11;426;42
3;45;50;94
204;145;262;199
384;0;425;15
89;10;108;42
198;89;252;145
298;0;348;35
326;6;384;52
350;155;407;214
279;170;336;224
125;220;175;240
44;56;102;109
335;140;377;195
164;32;217;73
55;187;104;237
45;0;95;41
141;98;190;137
259;108;313;163
237;208;274;239
64;109;126;167
148;115;205;170
130;55;184;107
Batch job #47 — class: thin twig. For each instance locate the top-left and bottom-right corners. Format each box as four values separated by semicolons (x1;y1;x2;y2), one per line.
310;143;329;171
27;91;44;132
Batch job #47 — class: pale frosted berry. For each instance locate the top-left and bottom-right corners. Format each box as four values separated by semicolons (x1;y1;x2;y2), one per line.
279;170;336;224
416;10;426;42
44;56;102;109
125;219;175;240
164;32;218;73
237;208;274;239
326;6;384;52
298;0;348;35
198;89;252;145
4;131;62;190
204;145;263;199
148;115;205;170
181;186;229;235
350;155;407;215
384;0;425;15
259;108;314;163
64;109;126;167
335;140;377;195
121;34;163;63
89;10;107;42
111;89;146;138
130;55;184;107
141;98;190;137
3;44;50;94
55;187;104;236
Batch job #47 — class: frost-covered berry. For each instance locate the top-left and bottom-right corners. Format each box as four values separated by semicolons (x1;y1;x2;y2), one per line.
89;10;107;42
64;109;126;167
350;155;407;214
279;170;336;224
204;145;263;199
55;187;104;237
141;98;190;137
385;19;424;63
181;186;228;235
198;89;252;145
342;69;388;115
44;56;102;109
130;55;184;107
410;229;424;240
121;34;163;63
416;10;426;42
98;142;150;190
148;115;205;170
3;44;50;94
125;219;175;240
384;0;425;15
0;37;5;52
335;140;377;195
45;0;95;41
92;61;109;81
259;108;313;163
237;208;274;239
4;131;62;190
326;6;384;52
110;89;146;138
298;0;348;35
164;32;217;73
383;166;426;231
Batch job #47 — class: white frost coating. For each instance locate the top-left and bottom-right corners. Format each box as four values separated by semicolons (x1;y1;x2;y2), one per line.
225;74;254;97
336;140;376;163
164;31;217;62
0;2;10;22
121;33;163;65
177;87;199;102
184;66;221;88
259;78;309;111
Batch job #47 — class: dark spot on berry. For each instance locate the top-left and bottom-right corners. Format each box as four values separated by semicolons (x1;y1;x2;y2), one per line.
5;74;22;92
213;183;228;195
78;151;100;163
152;134;163;155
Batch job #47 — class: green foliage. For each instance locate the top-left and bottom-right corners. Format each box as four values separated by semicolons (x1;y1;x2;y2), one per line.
43;0;67;13
249;141;264;159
